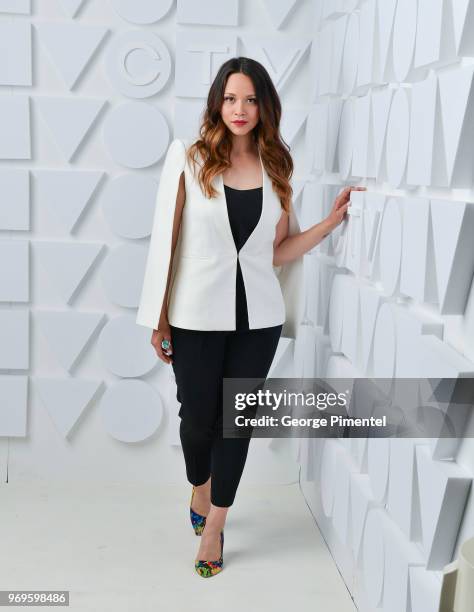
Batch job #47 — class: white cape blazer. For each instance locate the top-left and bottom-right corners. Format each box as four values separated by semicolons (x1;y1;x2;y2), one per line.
135;138;304;339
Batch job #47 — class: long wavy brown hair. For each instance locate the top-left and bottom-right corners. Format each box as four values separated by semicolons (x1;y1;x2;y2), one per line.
186;57;293;214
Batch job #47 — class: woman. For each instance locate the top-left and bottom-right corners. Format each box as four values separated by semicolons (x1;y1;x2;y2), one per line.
136;56;365;578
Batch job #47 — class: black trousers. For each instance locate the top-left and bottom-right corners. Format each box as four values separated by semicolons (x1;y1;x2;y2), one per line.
170;323;282;507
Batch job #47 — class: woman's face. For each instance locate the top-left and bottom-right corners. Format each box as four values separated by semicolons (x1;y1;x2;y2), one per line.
220;72;260;137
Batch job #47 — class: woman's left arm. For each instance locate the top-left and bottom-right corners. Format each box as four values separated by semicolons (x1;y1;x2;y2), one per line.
273;186;366;266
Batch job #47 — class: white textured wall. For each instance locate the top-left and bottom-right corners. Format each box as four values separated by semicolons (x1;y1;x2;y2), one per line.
0;0;314;484
296;0;474;610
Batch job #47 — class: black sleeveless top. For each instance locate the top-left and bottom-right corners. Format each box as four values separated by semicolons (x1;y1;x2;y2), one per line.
223;184;263;330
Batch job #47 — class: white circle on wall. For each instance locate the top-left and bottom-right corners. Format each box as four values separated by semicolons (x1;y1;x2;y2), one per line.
102;101;169;168
98;315;159;377
341;12;359;94
379;198;402;295
372;302;396;379
337;99;354;180
104;30;171;98
101;244;148;308
392;0;417;82
110;0;174;24
362;508;385;608
100;379;163;442
385;88;410;187
102;173;158;239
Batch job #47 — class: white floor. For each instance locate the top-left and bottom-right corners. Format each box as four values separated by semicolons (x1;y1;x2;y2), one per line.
0;482;356;611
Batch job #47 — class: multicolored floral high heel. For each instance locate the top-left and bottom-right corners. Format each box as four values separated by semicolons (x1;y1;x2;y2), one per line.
190;485;207;536
195;530;224;578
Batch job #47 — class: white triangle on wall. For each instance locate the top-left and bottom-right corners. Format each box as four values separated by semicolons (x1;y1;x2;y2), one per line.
36;311;105;371
35;241;105;303
36;377;102;437
34;169;104;233
36;96;106;162
35;22;107;90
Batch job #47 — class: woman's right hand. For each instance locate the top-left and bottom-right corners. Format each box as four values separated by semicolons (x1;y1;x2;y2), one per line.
151;323;173;365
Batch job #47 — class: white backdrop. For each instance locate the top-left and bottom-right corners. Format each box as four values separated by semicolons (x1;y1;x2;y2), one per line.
0;0;314;484
296;1;474;611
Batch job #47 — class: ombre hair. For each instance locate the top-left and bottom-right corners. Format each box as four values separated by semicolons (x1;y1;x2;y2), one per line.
186;56;293;214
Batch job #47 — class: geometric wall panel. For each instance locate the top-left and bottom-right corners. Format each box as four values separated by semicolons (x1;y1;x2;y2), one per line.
362;507;386;609
385;88;410;187
337;97;354;180
320;439;340;518
399;197;432;303
375;0;397;82
0;375;28;437
35;97;106;162
392;0;418;82
430;199;474;314
34;170;104;234
356;0;376;89
109;0;174;24
0;22;32;86
414;0;445;69
371;86;394;180
57;0;87;18
0;240;29;302
177;0;239;26
174;30;237;98
102;102;169;168
36;378;102;438
99;379;163;442
416;445;472;570
260;0;299;29
372;302;396;378
350;472;373;562
36;311;105;372
341;12;359;94
100;244;147;308
326;99;344;172
453;0;474;56
0;95;31;159
237;36;312;93
101;174;158;239
437;65;474;187
378;197;402;296
352;92;373;178
0;0;30;14
35;241;104;304
104;31;171;99
330;15;348;95
97;315;159;378
358;284;382;376
332;448;357;545
407;76;438;186
0;310;29;370
367;438;390;503
35;23;108;90
393;306;443;379
0;169;29;231
382;519;425;612
419;334;474;378
387;439;422;540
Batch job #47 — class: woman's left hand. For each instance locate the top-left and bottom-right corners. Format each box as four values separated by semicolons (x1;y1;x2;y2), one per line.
325;186;367;231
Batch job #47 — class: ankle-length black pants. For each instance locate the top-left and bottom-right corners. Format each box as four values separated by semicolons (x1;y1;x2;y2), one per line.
170;323;282;508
